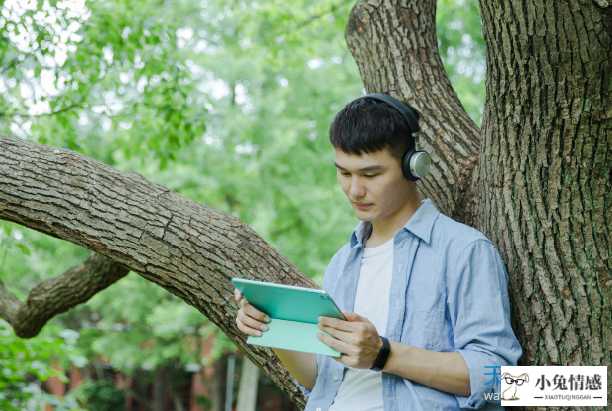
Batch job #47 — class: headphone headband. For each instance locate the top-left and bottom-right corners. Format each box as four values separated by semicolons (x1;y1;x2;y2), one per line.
354;93;420;134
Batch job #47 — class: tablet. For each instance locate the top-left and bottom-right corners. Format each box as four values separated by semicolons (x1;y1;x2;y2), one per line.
231;278;346;323
231;278;346;357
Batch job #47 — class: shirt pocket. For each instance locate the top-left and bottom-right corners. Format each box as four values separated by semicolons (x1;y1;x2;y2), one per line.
405;288;446;350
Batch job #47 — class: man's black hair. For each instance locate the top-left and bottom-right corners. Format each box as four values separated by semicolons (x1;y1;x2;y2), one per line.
329;90;421;167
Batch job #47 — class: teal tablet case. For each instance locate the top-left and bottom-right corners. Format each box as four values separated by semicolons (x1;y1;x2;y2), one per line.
231;278;346;357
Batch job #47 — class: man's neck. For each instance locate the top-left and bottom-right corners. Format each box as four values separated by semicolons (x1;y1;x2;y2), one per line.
365;195;422;248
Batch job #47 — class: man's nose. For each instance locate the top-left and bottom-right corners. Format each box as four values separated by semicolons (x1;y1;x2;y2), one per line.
349;176;366;198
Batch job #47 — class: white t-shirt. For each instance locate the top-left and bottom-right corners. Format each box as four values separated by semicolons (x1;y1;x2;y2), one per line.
329;236;394;411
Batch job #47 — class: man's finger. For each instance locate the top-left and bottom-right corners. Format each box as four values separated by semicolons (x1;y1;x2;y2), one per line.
239;297;268;323
318;316;354;332
238;309;269;333
342;310;369;323
234;288;242;301
236;316;263;337
318;322;355;344
242;300;270;323
236;294;270;324
317;331;350;354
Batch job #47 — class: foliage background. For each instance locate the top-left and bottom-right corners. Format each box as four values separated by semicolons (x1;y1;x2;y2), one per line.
0;0;485;408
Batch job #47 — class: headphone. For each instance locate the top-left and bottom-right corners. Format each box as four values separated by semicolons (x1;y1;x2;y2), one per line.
354;93;431;181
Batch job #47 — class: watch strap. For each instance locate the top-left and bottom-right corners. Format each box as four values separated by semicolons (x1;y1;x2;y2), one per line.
370;336;391;372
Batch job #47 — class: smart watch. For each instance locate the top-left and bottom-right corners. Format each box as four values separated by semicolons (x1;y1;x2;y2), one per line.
370;336;391;372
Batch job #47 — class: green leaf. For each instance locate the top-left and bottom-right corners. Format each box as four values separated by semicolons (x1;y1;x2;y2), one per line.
16;244;30;256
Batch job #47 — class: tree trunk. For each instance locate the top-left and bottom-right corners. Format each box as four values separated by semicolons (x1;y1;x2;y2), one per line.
213;353;228;411
237;357;260;411
153;366;167;411
1;0;611;409
225;354;236;411
477;0;612;398
345;0;612;409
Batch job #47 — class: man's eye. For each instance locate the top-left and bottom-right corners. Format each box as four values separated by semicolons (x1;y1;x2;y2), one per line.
339;172;376;178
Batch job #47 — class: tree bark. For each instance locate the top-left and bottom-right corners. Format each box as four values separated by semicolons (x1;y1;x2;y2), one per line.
0;252;128;338
0;132;312;408
477;0;612;397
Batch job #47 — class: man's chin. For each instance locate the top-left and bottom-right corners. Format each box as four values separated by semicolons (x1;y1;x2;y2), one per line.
354;209;377;221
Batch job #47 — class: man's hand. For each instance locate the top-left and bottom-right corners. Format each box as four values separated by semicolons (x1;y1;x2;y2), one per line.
317;310;383;369
233;288;318;391
234;288;270;337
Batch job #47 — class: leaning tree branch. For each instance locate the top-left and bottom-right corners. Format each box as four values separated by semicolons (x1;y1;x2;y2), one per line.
0;132;317;407
0;252;129;338
0;279;22;324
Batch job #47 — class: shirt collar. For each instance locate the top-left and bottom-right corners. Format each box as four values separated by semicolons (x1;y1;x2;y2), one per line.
350;199;439;248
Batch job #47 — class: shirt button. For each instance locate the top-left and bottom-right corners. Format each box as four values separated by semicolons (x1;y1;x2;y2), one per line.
414;240;418;246
317;408;322;411
333;375;338;381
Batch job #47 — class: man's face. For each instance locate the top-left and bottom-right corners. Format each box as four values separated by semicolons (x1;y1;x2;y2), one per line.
334;147;413;222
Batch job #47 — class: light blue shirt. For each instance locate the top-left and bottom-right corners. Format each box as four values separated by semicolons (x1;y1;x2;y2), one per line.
295;199;522;410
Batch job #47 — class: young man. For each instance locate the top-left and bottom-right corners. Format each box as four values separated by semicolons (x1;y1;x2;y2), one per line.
234;91;522;410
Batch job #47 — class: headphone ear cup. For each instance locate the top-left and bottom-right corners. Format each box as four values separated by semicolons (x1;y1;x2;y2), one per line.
402;149;420;181
402;149;431;181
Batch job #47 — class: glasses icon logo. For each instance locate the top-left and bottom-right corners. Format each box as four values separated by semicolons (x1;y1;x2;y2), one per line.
501;372;529;401
505;377;525;386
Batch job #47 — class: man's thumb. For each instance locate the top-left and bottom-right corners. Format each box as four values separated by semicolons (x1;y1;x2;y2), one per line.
342;310;364;322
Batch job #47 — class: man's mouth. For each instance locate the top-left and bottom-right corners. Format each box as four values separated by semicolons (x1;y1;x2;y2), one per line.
355;202;373;209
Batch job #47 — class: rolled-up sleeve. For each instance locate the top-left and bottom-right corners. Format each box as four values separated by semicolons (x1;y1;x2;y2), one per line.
295;378;312;398
449;240;523;409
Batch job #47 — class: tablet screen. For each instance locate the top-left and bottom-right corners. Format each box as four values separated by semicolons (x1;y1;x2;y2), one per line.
232;278;346;324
